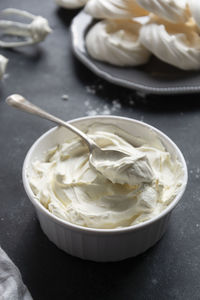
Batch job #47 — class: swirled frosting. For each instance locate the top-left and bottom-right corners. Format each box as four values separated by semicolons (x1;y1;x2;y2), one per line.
85;19;151;66
85;0;148;19
136;0;188;23
140;17;200;70
29;124;184;229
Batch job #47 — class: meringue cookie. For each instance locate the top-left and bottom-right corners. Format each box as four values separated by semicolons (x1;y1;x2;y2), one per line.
188;0;200;29
85;0;148;19
136;0;189;23
140;18;200;70
86;19;151;66
56;0;88;9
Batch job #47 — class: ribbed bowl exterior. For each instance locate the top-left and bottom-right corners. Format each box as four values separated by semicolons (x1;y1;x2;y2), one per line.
36;208;171;262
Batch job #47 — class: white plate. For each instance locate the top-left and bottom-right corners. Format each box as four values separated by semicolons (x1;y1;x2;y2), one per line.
70;10;200;95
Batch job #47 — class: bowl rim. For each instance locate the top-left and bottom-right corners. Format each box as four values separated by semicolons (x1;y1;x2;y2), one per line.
22;115;188;235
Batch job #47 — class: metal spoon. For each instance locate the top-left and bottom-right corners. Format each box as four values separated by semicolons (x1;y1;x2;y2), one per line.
6;94;154;185
6;93;98;150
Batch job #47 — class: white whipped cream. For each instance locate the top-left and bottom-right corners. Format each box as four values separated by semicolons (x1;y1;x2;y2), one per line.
29;124;184;229
86;20;151;66
85;0;148;19
136;0;188;23
56;0;88;9
140;17;200;70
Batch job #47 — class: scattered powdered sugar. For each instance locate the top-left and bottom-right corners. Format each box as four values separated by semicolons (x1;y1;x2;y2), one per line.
63;81;136;115
61;94;69;101
112;100;121;111
86;110;98;116
136;90;147;99
140;115;144;121
85;82;136;110
2;73;10;81
129;99;135;106
84;99;122;116
195;168;200;179
189;167;200;179
152;278;158;285
86;84;103;95
84;100;90;107
86;85;96;95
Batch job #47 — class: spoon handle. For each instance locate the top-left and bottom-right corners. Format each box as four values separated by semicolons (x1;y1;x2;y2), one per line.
6;94;95;150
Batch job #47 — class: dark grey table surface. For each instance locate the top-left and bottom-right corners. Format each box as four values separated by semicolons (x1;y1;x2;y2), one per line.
1;1;200;300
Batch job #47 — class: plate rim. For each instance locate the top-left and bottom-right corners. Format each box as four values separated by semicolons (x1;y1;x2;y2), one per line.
70;10;200;95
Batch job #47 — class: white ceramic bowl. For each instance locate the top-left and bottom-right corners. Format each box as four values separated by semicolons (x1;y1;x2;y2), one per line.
22;116;188;262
